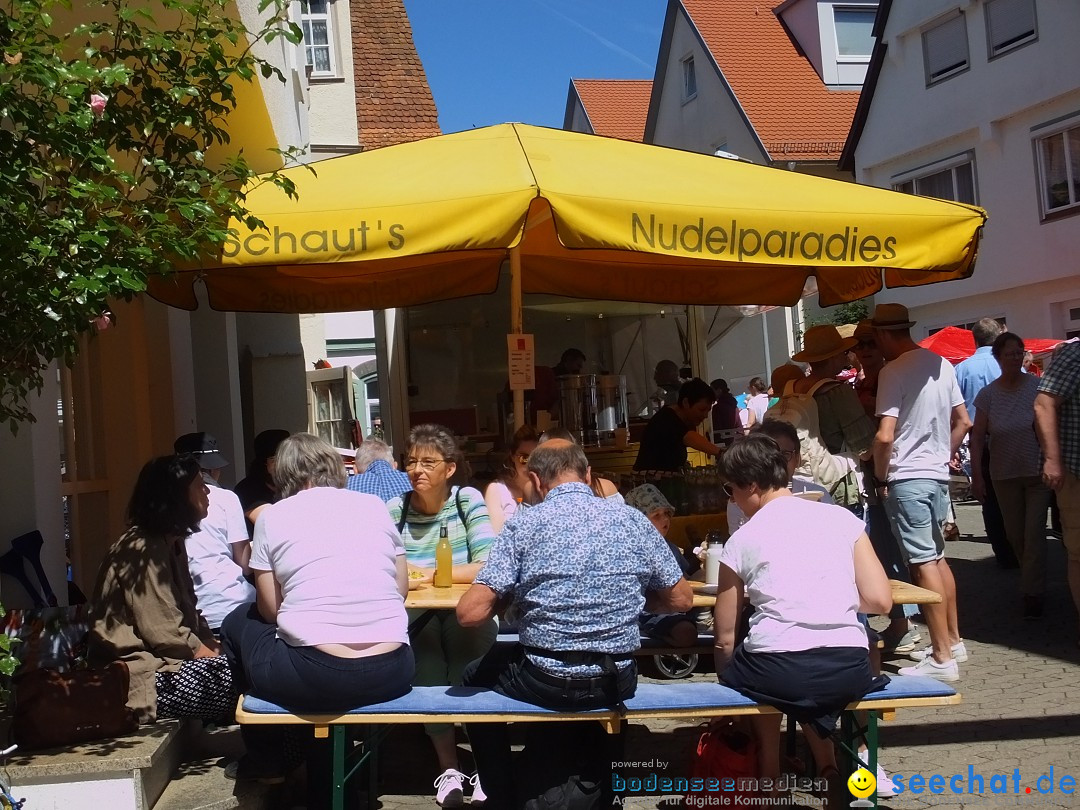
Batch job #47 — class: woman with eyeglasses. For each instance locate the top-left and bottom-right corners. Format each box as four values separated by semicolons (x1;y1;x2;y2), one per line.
484;423;541;533
386;423;497;807
970;332;1052;619
714;434;891;802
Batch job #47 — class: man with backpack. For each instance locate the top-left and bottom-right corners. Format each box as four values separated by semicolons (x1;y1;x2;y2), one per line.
786;325;877;513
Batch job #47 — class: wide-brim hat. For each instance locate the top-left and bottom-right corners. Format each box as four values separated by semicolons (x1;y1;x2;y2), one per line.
174;431;228;469
791;325;857;363
853;319;875;341
870;303;916;330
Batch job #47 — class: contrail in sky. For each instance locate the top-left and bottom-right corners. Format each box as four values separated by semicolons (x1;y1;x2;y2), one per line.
532;0;653;70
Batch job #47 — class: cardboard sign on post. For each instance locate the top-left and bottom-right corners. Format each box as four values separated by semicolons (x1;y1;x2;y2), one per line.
507;334;535;391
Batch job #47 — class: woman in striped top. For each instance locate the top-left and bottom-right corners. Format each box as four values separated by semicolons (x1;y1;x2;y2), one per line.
386;423;497;807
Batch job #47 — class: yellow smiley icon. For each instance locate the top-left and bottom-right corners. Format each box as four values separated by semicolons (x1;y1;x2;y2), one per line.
848;767;877;799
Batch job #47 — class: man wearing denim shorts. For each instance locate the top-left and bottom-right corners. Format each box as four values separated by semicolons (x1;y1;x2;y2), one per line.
1034;341;1080;643
871;304;972;682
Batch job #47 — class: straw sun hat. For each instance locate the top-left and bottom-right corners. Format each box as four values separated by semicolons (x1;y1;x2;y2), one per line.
791;324;857;363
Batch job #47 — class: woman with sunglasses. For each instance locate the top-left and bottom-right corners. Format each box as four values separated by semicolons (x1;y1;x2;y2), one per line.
386;423;497;807
715;433;891;802
484;424;541;533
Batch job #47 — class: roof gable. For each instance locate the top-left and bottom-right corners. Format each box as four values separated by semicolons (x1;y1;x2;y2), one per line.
350;0;441;149
680;0;861;161
568;79;652;142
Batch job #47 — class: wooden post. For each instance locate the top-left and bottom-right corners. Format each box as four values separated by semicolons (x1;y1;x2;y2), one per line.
510;247;525;430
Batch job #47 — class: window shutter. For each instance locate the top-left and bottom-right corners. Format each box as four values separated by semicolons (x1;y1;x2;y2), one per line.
987;0;1036;54
924;14;968;82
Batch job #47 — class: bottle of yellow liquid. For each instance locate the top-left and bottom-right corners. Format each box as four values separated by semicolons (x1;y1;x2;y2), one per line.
434;519;453;588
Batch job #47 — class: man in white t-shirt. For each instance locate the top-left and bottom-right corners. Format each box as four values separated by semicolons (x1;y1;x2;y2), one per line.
871;305;971;682
175;432;255;631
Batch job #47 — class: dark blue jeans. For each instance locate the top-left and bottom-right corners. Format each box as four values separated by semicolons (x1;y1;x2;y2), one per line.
462;643;636;809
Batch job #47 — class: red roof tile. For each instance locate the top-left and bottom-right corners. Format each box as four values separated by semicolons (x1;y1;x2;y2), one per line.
681;0;860;161
350;0;441;149
571;79;653;142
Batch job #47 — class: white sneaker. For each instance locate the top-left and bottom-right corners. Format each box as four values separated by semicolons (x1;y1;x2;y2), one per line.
898;654;959;682
909;641;968;663
434;768;466;807
876;764;899;798
469;772;487;805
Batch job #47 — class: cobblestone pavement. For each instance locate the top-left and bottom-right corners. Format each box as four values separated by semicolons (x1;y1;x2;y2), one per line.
357;500;1080;810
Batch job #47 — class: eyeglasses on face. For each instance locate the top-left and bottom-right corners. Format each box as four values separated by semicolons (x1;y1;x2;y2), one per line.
779;448;796;461
513;453;530;465
404;457;448;472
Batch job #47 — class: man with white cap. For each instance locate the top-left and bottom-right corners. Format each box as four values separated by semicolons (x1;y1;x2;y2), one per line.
870;305;971;681
174;432;256;632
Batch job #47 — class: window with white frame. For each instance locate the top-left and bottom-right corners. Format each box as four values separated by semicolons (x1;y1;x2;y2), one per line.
894;155;977;205
301;0;335;76
1036;122;1080;215
985;0;1036;58
681;56;697;102
833;6;876;58
922;13;968;85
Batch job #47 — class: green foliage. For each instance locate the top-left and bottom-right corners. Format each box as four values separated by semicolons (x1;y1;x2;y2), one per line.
805;300;870;330
0;0;305;431
0;604;18;704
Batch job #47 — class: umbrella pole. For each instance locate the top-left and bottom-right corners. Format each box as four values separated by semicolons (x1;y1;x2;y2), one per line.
511;246;525;431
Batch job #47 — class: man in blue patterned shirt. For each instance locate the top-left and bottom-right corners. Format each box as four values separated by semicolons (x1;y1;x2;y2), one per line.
345;437;411;502
458;439;691;809
1035;341;1080;636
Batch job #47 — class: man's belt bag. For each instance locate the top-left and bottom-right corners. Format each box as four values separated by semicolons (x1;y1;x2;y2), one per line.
13;661;138;750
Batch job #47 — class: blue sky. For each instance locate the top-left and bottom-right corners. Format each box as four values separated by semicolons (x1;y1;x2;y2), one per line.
403;0;667;135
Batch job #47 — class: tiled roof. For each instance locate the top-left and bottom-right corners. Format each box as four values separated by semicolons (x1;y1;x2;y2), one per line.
681;0;860;161
571;79;653;142
350;0;441;149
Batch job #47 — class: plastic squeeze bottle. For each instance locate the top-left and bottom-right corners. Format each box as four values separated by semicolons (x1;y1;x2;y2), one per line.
434;519;453;588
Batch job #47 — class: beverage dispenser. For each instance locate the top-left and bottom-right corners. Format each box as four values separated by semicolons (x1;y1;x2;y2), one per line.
595;375;628;445
557;374;599;446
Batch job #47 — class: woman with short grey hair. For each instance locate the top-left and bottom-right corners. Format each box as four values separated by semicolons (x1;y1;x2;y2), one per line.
219;433;413;780
273;432;347;497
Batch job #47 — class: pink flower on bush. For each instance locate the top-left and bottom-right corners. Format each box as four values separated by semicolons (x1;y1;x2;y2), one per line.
89;93;108;117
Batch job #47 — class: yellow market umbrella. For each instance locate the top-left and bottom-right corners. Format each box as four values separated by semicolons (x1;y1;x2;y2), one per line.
149;123;986;313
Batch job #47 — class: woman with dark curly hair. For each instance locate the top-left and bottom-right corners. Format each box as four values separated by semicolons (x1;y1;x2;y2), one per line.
87;455;235;725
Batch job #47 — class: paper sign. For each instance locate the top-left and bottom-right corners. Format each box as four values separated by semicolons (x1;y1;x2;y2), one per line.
507;334;535;390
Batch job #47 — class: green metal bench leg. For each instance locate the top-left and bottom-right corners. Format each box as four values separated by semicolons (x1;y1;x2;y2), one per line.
332;725;347;810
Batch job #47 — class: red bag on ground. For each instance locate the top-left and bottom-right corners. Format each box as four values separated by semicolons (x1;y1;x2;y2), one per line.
685;719;759;805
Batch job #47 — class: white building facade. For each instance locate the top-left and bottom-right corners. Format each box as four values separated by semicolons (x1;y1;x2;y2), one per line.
846;0;1080;339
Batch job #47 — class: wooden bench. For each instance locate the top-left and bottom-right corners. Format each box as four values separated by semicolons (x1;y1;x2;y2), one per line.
236;676;959;810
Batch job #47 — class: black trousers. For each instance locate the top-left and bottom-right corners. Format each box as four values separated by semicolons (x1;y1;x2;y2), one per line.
462;643;636;809
982;445;1019;568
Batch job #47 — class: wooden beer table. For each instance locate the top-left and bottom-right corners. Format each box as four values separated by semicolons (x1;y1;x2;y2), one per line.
689;579;941;607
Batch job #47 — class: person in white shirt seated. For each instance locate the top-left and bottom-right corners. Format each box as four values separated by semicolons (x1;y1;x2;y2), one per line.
173;432;254;632
726;421;832;532
220;433;414;715
715;434;892;800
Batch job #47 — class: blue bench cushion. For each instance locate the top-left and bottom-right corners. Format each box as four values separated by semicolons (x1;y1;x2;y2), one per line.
240;676;955;718
492;634;715;650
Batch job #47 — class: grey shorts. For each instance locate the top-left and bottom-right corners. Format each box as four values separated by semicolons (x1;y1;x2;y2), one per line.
885;479;949;565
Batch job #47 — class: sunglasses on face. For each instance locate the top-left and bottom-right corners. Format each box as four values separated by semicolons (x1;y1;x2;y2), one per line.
404;458;448;472
722;483;736;498
856;340;877;349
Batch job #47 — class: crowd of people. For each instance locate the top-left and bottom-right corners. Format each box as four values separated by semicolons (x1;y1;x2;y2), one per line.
79;300;1080;808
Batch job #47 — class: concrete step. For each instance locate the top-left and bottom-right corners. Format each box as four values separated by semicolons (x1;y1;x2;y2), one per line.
4;719;188;810
152;759;272;810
